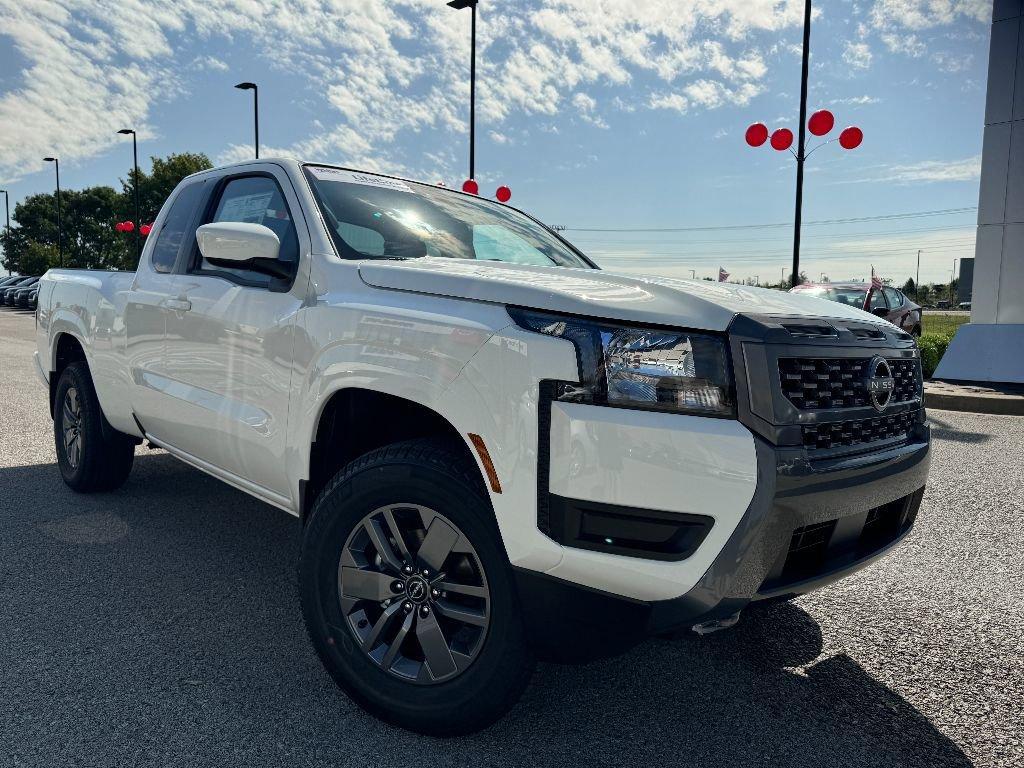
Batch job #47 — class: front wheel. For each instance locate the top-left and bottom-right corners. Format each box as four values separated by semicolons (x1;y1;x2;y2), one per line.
54;361;135;492
299;439;535;736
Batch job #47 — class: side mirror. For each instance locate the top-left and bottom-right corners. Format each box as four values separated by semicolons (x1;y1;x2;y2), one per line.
196;222;280;263
871;307;889;318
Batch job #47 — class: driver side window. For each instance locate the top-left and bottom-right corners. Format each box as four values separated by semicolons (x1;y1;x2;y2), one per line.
193;175;299;287
883;287;903;307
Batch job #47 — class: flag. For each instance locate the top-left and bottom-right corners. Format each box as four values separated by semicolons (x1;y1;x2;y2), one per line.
718;267;730;282
870;265;882;289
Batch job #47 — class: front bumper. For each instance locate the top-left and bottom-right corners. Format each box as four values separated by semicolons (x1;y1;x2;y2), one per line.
515;427;930;662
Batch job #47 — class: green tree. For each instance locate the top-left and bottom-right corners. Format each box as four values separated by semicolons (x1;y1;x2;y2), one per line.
0;186;131;272
0;152;213;274
122;152;212;225
902;277;916;297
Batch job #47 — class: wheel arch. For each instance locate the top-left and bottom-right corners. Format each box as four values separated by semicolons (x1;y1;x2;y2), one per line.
301;387;489;522
49;331;89;417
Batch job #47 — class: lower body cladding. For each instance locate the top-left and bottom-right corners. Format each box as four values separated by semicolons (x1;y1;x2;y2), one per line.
516;400;930;662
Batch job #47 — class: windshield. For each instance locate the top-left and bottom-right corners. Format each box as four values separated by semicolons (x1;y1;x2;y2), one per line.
794;285;867;308
304;166;592;269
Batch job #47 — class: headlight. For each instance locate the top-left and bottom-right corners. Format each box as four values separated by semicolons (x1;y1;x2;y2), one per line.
508;308;734;417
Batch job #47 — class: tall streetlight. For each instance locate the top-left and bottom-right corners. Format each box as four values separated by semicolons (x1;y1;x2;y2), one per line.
447;0;478;186
117;129;141;262
235;82;259;158
791;0;812;290
0;189;9;275
43;157;62;267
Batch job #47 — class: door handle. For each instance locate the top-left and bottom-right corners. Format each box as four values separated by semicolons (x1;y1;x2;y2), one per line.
162;298;192;312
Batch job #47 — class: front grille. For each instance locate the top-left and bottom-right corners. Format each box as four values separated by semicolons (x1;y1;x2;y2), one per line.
779;357;921;410
888;358;921;403
802;411;917;450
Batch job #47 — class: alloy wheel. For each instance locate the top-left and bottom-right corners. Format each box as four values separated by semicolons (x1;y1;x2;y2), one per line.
62;387;82;469
337;504;490;684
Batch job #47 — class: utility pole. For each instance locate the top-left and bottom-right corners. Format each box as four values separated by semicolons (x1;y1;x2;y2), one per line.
689;269;696;279
915;249;922;302
790;0;812;288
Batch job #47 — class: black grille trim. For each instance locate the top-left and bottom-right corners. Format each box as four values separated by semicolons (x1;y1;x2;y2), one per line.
802;411;917;450
779;356;921;411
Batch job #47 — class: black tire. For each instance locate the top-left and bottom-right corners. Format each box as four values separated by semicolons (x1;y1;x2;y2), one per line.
54;361;135;492
912;325;922;337
299;439;535;736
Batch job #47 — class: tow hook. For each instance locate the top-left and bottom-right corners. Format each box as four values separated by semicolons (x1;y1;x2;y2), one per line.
692;611;741;636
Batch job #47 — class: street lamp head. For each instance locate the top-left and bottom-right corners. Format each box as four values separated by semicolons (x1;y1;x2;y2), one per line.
447;0;477;8
43;157;57;162
235;82;257;90
117;128;135;135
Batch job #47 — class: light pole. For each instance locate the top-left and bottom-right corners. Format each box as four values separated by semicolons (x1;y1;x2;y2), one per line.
790;0;812;289
117;129;141;262
235;82;259;158
43;157;62;267
447;0;478;185
689;269;696;279
745;0;863;289
0;189;9;275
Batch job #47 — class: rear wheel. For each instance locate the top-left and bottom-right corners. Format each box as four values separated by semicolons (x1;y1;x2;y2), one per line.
299;439;534;736
54;361;135;492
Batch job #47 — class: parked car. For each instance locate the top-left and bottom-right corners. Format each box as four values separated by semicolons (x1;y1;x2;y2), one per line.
958;301;972;310
13;285;36;308
26;287;39;311
0;275;26;290
790;282;922;335
0;276;39;305
35;159;930;736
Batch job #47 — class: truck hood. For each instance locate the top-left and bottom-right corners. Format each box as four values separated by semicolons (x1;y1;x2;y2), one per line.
358;258;889;332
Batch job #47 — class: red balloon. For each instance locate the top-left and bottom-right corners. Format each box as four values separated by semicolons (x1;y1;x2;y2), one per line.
123;221;135;232
839;126;863;150
770;128;794;151
808;109;834;136
495;185;512;203
114;222;124;232
140;224;152;236
745;123;769;147
462;179;479;194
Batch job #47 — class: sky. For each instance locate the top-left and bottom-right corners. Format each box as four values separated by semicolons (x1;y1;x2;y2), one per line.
0;0;993;285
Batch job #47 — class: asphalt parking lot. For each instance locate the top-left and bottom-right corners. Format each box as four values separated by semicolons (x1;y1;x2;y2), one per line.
0;308;1021;768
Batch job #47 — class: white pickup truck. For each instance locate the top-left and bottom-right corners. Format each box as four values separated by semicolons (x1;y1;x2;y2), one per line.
35;159;930;735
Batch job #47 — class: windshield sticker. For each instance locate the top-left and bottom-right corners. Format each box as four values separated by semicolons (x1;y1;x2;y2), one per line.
220;191;274;224
308;167;414;193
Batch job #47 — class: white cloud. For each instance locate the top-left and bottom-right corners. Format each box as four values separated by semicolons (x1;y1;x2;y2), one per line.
842;41;874;70
191;55;229;72
840;155;982;185
0;0;988;184
879;32;926;57
0;0;818;182
829;95;881;105
869;0;989;30
886;155;982;183
572;93;597;114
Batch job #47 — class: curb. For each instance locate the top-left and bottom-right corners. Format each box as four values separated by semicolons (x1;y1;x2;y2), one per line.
924;382;1024;416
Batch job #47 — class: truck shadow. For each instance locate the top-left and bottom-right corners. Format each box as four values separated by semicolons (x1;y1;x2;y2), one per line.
0;454;970;768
